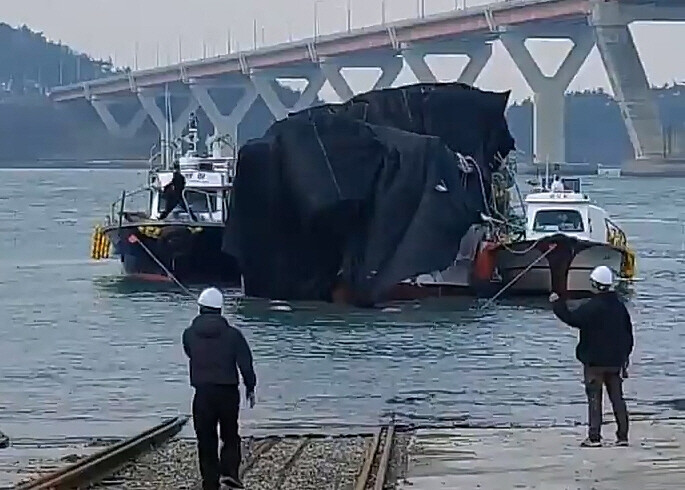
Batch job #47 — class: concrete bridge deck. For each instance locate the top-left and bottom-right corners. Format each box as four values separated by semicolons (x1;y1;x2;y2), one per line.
401;418;685;489
46;0;685;172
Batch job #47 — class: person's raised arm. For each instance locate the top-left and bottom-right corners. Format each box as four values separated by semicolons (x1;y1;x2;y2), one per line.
551;294;595;330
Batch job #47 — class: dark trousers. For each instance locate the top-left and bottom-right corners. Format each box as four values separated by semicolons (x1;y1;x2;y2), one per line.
192;385;241;490
583;366;629;442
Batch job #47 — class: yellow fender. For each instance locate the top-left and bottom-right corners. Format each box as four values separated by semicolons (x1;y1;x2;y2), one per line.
90;226;111;260
621;247;637;279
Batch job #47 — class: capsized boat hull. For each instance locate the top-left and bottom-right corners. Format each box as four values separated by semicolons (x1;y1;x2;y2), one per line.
103;221;240;284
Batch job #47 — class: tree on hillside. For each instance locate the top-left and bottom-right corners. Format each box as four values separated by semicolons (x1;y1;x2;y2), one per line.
0;23;123;94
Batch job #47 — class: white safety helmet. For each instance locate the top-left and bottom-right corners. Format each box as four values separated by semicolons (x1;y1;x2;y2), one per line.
590;266;613;289
198;287;223;310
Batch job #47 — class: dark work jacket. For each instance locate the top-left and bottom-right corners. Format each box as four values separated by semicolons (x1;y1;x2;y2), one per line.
182;312;256;392
553;291;634;368
163;171;185;200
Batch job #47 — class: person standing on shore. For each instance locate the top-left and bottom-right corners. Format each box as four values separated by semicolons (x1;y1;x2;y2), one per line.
549;265;634;447
183;287;257;490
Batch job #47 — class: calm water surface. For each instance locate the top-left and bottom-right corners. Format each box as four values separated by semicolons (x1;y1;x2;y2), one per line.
1;169;684;442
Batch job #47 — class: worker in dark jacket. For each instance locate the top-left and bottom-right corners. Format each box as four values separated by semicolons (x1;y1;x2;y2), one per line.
550;265;634;447
183;287;256;490
159;164;197;220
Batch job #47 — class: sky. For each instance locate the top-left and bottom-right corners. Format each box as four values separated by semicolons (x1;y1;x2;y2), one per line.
1;0;684;102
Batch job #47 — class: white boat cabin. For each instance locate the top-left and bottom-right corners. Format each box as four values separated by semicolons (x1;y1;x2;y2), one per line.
148;156;236;223
524;177;612;244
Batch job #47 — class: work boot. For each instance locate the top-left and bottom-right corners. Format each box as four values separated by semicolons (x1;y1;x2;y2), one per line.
220;475;244;489
580;437;602;448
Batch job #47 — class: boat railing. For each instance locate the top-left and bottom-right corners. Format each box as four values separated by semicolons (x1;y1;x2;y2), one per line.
181;188;226;222
107;186;150;227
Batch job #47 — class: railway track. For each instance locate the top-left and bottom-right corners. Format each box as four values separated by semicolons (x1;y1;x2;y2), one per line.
15;421;403;490
354;424;396;490
15;416;188;489
234;424;398;489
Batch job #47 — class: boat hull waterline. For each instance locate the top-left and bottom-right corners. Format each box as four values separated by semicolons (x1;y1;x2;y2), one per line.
495;240;625;295
104;222;240;284
378;238;632;302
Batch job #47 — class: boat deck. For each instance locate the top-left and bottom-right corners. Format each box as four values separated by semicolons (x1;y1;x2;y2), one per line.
401;418;685;489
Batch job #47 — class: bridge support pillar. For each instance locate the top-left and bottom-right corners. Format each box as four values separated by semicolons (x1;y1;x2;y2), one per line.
319;54;403;101
89;96;148;139
137;88;199;141
591;2;664;163
250;69;325;120
189;80;258;155
402;41;492;86
501;30;594;164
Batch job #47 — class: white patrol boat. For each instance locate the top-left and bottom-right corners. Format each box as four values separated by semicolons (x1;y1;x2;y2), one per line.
90;114;241;284
477;176;636;297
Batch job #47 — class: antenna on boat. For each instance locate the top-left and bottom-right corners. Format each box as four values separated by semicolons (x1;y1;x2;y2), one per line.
164;85;175;169
544;157;550;191
160;84;170;169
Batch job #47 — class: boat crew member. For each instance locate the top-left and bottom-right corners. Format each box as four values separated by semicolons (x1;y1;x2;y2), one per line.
550;174;565;193
549;266;634;447
182;288;256;490
159;164;197;221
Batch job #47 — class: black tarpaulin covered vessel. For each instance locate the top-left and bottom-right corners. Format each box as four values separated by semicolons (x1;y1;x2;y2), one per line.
223;82;516;305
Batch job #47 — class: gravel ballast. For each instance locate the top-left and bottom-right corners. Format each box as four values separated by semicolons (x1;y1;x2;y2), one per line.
89;431;409;490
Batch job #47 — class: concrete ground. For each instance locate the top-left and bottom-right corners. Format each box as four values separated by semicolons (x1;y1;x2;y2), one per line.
401;419;685;490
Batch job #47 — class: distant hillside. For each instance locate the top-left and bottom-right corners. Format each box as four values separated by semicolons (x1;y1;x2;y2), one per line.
0;23;121;94
0;23;320;163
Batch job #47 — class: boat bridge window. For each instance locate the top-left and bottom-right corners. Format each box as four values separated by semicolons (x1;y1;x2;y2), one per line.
158;190;218;214
561;178;581;193
533;209;584;232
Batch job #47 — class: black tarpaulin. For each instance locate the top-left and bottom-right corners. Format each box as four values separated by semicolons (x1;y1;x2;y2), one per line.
223;83;515;305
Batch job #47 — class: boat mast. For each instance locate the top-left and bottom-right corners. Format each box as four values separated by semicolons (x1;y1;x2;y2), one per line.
165;86;174;169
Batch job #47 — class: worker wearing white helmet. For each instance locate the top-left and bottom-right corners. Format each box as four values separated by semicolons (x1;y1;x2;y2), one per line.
549;265;634;448
550;174;565;193
182;287;256;490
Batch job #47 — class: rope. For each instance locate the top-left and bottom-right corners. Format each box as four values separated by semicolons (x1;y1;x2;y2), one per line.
480;243;557;308
498;236;545;255
129;235;195;299
456;153;490;216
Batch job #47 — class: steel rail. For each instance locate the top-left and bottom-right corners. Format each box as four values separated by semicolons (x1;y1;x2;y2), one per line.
374;424;395;490
17;415;189;490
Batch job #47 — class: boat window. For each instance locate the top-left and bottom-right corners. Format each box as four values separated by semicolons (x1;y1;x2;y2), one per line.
158;191;218;214
533;210;584;232
561;178;581;193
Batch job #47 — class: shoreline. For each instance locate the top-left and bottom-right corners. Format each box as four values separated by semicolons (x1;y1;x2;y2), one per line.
7;415;685;489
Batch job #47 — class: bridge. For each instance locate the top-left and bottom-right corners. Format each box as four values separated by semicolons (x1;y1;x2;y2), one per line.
48;0;685;173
